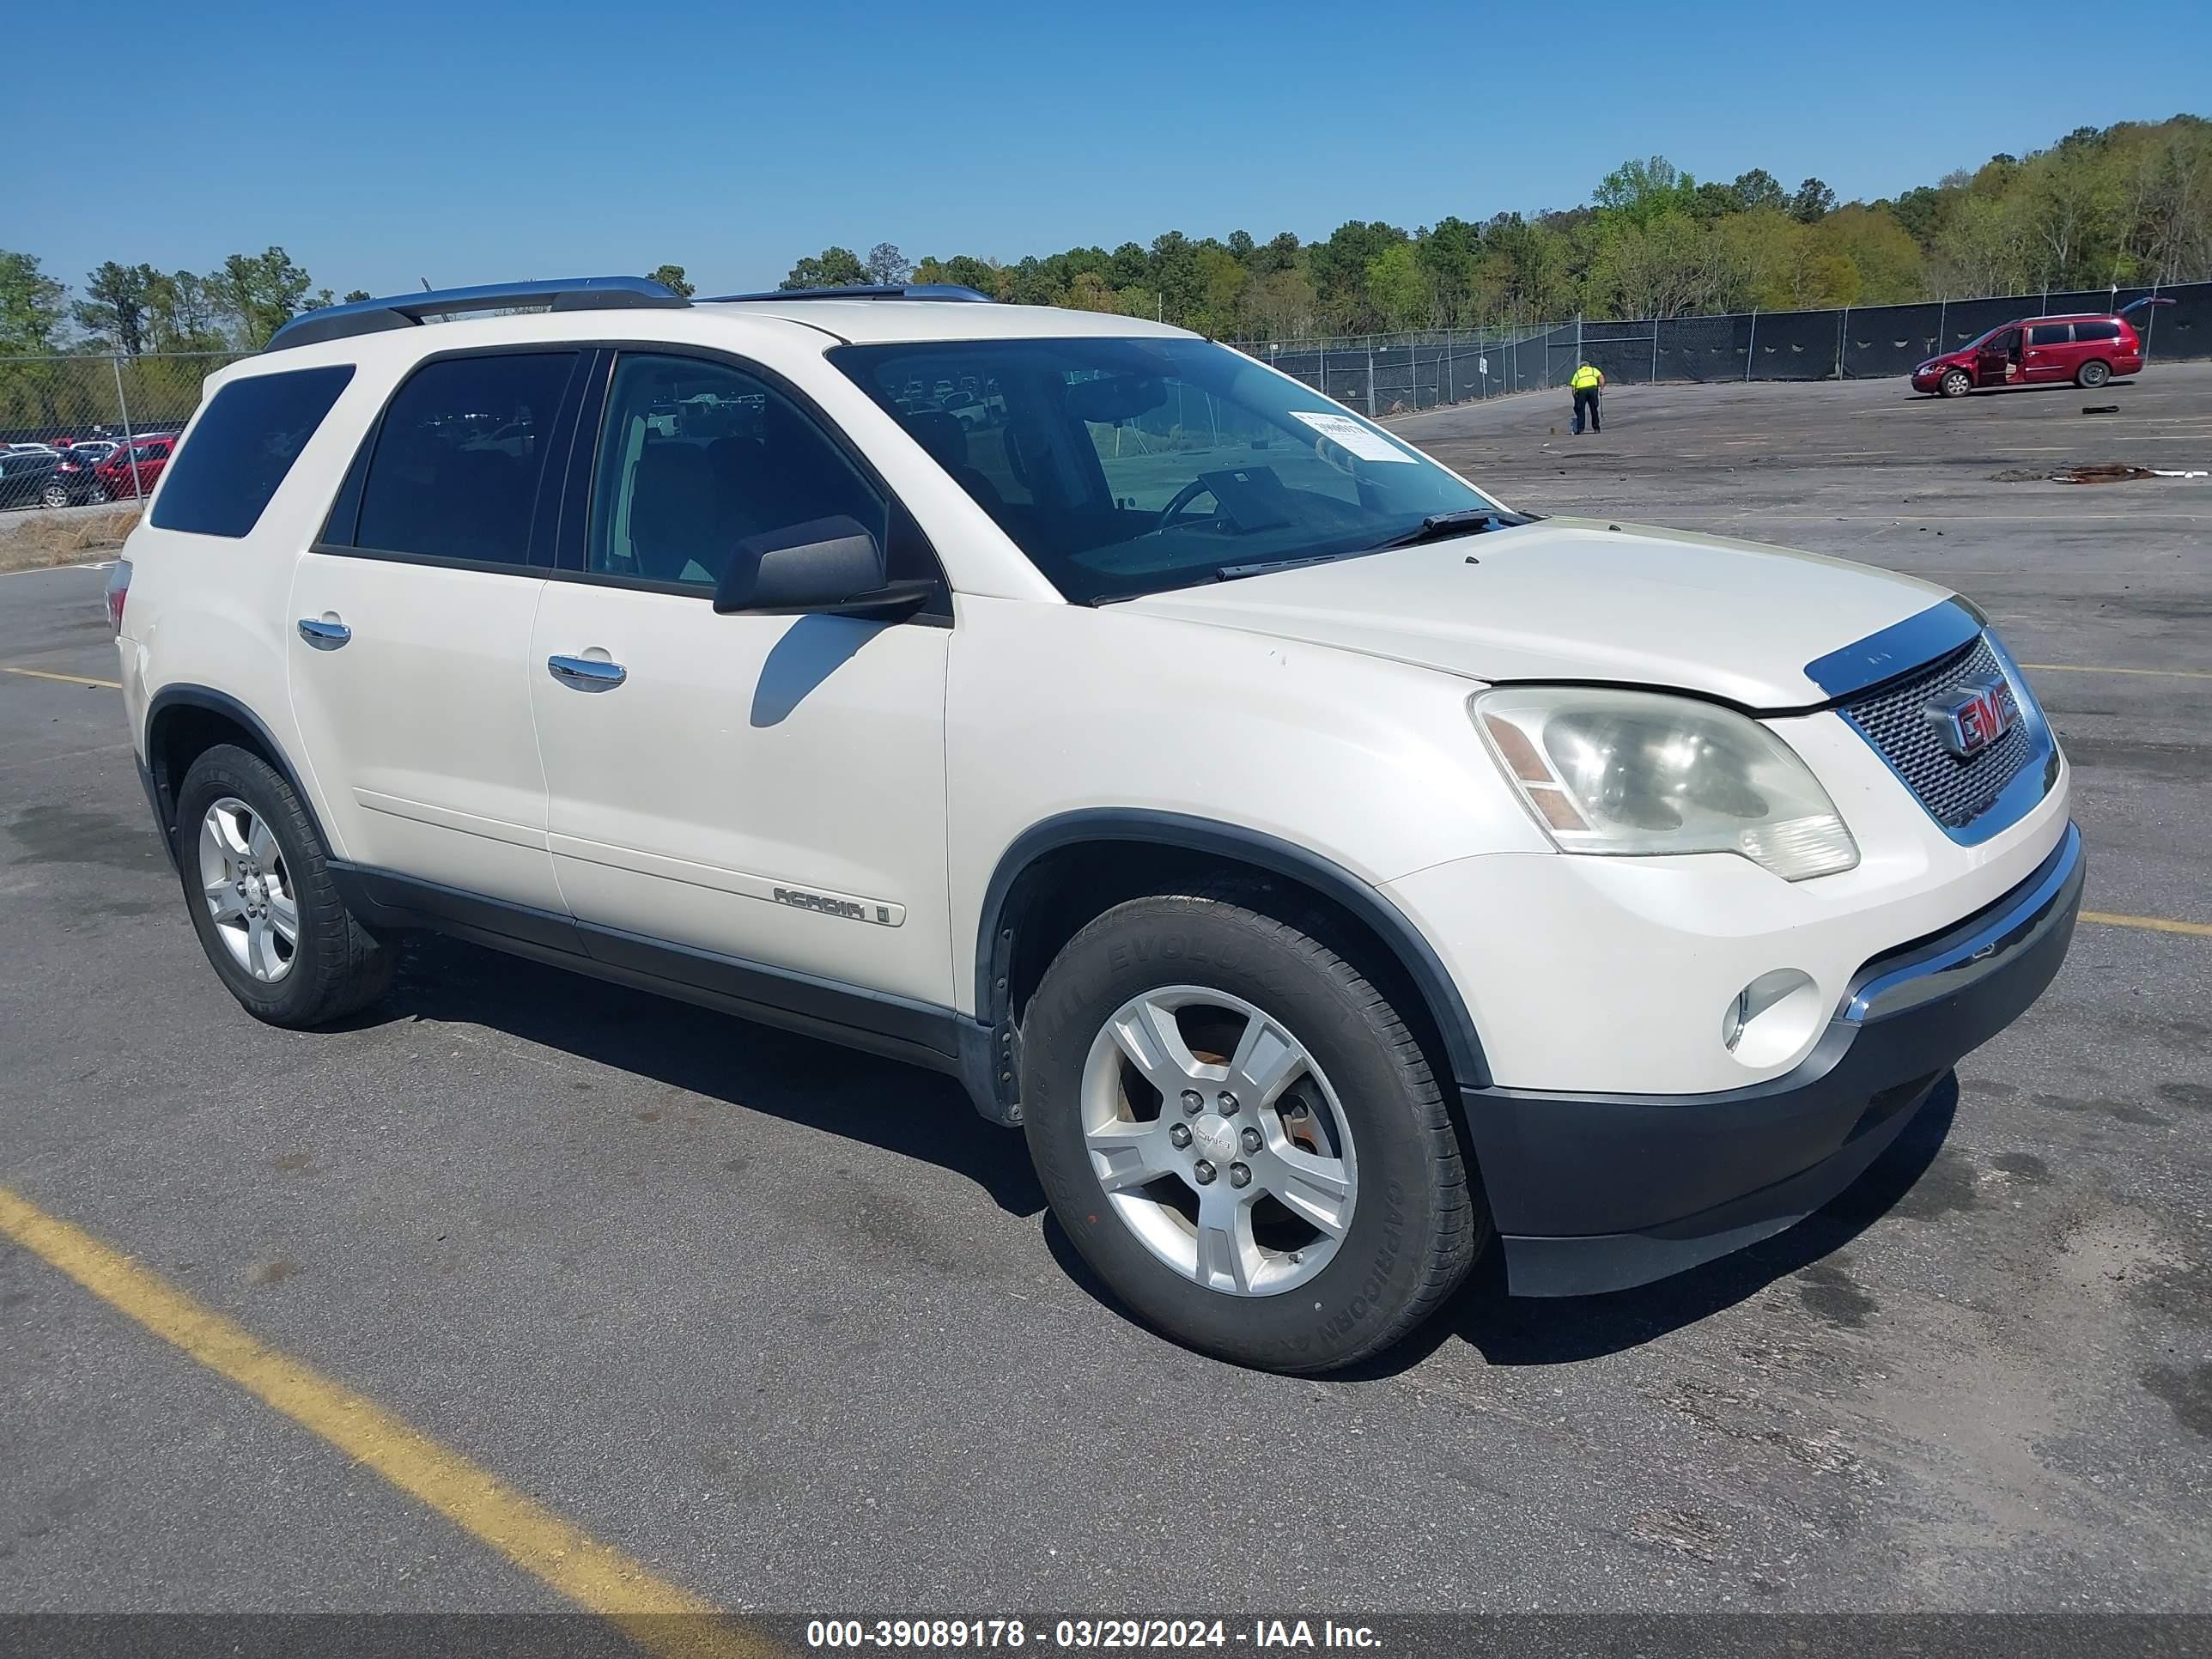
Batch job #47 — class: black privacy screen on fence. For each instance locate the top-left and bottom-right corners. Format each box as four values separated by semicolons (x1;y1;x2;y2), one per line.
1232;279;2209;413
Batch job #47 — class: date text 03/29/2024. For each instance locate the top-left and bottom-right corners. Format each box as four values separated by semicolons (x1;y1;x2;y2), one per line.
805;1619;1382;1650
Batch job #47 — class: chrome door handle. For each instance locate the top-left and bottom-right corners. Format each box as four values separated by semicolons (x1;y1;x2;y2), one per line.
297;617;351;649
548;654;626;691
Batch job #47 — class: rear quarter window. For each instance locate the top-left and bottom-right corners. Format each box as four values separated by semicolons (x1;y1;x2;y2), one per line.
149;365;356;538
2075;320;2123;343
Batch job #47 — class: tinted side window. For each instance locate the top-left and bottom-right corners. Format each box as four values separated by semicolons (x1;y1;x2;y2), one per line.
2075;319;2122;342
2028;323;2071;346
154;368;352;537
587;354;889;591
356;352;576;566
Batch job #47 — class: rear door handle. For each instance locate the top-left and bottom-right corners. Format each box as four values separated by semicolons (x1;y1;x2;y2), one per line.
297;617;351;649
548;654;626;691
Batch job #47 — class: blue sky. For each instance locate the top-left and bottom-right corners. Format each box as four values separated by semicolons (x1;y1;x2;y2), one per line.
6;0;2207;302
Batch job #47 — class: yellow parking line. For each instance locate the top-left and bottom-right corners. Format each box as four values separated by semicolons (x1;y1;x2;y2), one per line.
3;665;121;690
2022;662;2212;681
2081;911;2212;938
0;1185;775;1659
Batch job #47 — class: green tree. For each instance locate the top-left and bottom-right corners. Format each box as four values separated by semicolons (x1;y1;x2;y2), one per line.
781;246;870;289
1818;205;1925;303
1192;244;1248;337
864;243;913;285
1309;221;1409;329
1364;243;1432;330
1147;231;1204;323
1732;168;1788;214
205;246;315;348
0;250;68;353
1594;155;1698;228
73;261;161;355
913;254;1006;298
1790;178;1838;223
342;289;373;304
1887;185;1950;243
1417;216;1483;324
145;270;228;353
646;264;696;298
1250;231;1303;275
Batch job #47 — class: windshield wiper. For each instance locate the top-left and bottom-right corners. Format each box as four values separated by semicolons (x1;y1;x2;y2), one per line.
1370;508;1528;551
1211;553;1349;583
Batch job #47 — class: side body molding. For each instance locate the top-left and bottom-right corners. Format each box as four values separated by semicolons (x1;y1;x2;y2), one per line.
975;811;1492;1103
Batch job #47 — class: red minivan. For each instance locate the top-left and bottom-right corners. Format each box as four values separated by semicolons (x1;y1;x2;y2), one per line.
1912;313;2144;397
91;434;179;498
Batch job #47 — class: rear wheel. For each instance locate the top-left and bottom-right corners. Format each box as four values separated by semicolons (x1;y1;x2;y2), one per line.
41;483;68;508
174;744;392;1027
1021;891;1484;1372
1939;368;1972;398
2075;359;2112;389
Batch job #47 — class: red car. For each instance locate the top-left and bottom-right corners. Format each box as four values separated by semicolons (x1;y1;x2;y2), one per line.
1912;312;2143;397
94;434;177;498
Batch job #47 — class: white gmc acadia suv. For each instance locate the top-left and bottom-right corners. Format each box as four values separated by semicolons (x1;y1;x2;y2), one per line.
106;276;2081;1372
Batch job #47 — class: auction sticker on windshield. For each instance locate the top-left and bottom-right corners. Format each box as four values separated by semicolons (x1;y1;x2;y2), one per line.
1288;410;1415;462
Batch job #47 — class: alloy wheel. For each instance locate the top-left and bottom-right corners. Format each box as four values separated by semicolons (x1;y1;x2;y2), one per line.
197;796;298;983
1079;986;1358;1297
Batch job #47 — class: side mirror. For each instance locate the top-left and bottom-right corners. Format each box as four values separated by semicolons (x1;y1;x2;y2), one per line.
713;514;931;619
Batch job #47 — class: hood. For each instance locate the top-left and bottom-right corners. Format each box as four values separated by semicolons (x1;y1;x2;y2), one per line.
1115;517;1954;709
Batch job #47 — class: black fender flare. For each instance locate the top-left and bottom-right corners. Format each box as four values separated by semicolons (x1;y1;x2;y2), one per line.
975;809;1492;1091
143;684;331;861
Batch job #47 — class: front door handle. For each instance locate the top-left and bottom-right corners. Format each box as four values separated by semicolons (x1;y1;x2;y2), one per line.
297;617;351;649
548;654;626;691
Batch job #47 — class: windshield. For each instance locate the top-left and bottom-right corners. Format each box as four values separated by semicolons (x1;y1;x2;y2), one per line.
831;336;1502;604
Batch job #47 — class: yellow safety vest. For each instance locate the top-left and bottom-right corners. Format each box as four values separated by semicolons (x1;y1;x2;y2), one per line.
1570;365;1603;390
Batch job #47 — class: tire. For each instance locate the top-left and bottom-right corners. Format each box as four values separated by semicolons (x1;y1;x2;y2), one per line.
41;483;67;508
88;482;108;504
1021;891;1485;1373
173;744;393;1027
2076;359;2111;389
1939;368;1972;398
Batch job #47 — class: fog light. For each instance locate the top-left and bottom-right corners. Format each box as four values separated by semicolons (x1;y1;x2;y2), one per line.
1722;969;1824;1068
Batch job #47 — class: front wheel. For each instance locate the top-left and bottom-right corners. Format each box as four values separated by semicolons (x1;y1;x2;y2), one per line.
1939;368;1972;398
2076;359;2112;389
1021;892;1485;1372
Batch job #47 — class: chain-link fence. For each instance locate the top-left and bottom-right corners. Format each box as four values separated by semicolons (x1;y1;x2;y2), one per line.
0;351;244;514
1231;277;2211;416
3;276;2205;514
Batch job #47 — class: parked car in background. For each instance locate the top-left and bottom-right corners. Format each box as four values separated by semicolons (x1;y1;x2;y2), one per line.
1912;313;2143;397
0;447;65;507
94;434;179;499
41;446;123;506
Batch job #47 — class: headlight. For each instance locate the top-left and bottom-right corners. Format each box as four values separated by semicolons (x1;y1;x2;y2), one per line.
1471;687;1859;880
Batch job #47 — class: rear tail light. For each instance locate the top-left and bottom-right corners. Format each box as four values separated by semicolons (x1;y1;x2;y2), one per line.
104;559;131;637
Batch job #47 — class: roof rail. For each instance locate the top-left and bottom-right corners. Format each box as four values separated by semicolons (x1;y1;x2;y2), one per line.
702;283;993;304
264;276;690;353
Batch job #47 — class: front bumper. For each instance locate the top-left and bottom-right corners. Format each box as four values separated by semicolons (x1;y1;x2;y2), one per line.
1466;822;2082;1297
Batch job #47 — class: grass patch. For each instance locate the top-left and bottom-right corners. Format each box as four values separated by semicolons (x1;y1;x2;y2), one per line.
0;506;140;573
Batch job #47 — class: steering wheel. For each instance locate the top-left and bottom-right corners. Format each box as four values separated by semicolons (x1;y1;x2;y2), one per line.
1155;477;1220;533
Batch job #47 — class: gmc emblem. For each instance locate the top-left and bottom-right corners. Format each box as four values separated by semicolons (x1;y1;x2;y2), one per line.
1923;675;2020;759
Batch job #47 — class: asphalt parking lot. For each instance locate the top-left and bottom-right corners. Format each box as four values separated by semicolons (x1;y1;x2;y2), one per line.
3;365;2208;1632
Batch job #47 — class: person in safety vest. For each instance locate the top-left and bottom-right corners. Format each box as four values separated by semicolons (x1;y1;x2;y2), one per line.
1570;362;1604;434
